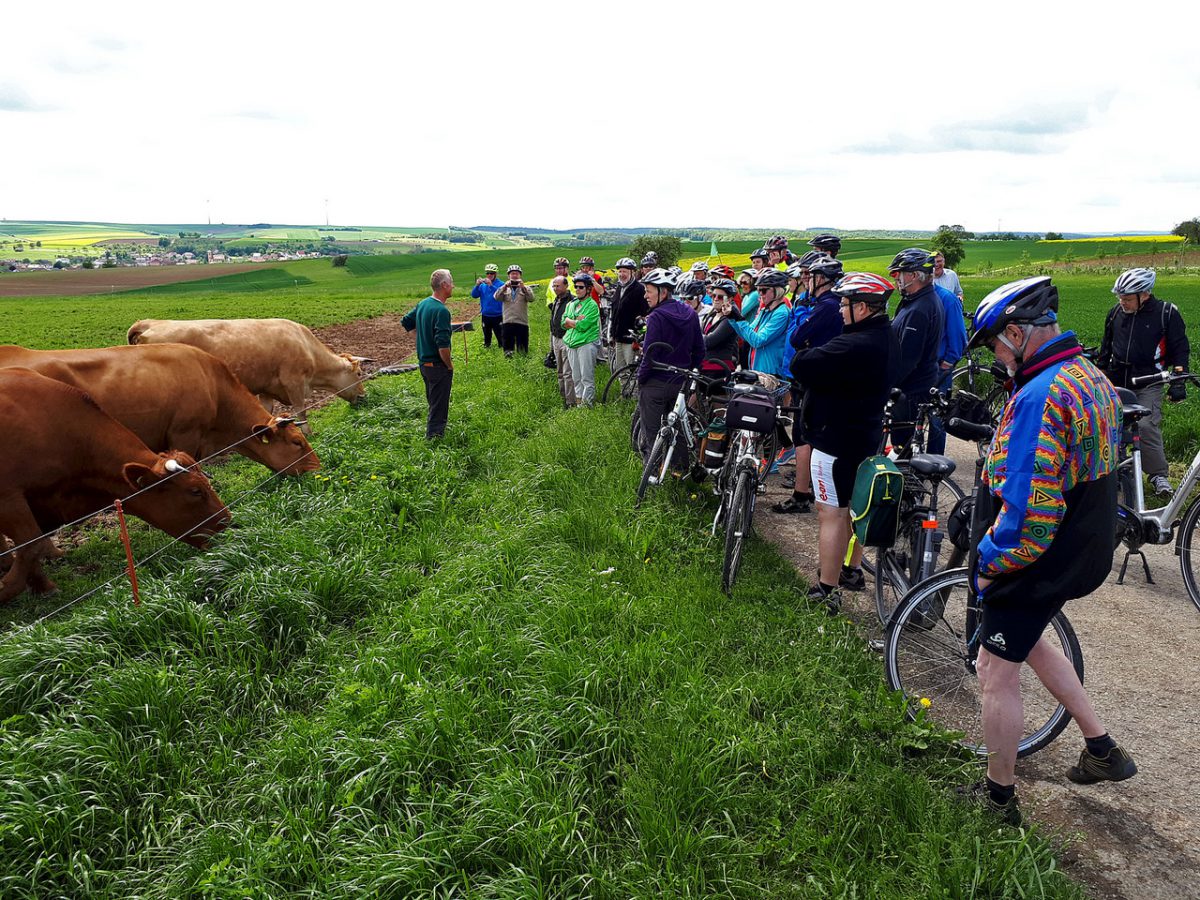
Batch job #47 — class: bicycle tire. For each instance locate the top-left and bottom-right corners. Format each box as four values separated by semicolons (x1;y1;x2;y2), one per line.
874;474;967;625
630;408;643;453
722;467;755;593
1177;494;1200;613
636;429;669;507
884;568;1083;759
602;363;640;404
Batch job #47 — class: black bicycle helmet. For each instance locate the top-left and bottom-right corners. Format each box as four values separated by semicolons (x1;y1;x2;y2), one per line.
807;256;844;283
640;251;659;266
710;278;738;297
749;247;770;262
765;235;789;251
756;269;789;290
572;272;594;287
888;248;935;273
808;233;842;254
679;279;708;299
796;249;826;269
967;276;1060;350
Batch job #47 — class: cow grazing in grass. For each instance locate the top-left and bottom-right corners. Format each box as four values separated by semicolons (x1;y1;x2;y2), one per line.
0;368;231;603
0;344;320;475
127;318;371;432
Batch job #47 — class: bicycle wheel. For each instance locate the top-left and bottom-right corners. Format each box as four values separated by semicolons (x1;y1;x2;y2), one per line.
874;526;917;626
636;428;670;507
1176;495;1200;613
630;408;643;453
722;467;755;593
603;363;640;404
884;569;1083;759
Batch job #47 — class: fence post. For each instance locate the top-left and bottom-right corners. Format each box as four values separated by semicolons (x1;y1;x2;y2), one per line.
114;500;141;606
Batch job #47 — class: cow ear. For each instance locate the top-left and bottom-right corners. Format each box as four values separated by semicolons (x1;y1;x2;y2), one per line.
123;462;157;489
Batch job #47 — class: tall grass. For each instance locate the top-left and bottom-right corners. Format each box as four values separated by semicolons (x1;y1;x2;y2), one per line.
0;324;1081;897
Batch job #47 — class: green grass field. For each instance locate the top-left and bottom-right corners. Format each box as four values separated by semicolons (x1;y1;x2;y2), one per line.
0;318;1084;896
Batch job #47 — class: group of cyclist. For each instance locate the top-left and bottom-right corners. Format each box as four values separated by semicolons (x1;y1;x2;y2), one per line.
475;235;1191;825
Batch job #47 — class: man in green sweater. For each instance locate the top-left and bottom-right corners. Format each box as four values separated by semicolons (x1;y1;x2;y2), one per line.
401;268;454;439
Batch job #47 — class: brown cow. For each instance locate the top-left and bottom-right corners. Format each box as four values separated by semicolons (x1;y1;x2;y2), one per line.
127;318;370;432
0;368;231;603
0;344;320;475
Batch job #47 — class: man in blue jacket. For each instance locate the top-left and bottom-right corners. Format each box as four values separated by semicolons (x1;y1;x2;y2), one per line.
636;269;705;460
471;263;504;348
887;248;945;450
927;281;968;454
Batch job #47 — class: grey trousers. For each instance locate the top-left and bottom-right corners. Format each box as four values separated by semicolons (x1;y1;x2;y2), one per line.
1135;384;1167;477
612;341;637;372
566;341;600;406
552;335;575;406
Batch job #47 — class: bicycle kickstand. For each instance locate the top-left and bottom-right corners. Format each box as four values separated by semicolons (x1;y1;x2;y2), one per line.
1117;549;1155;585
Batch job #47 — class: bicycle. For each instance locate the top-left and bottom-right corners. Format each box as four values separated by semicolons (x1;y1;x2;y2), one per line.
883;416;1084;759
706;371;797;592
1111;369;1200;612
872;388;968;624
634;345;725;507
601;322;645;404
949;348;1008;425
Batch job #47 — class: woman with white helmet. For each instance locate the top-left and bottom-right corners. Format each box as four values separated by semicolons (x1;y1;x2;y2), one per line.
495;264;536;356
1096;267;1190;496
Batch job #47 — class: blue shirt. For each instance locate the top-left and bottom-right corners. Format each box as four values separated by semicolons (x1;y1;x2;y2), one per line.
471;277;504;317
935;284;967;368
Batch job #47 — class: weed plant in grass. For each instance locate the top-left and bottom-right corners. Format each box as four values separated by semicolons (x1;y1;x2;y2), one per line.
0;319;1081;897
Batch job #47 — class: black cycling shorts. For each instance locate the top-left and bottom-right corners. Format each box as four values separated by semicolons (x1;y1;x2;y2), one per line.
979;591;1069;663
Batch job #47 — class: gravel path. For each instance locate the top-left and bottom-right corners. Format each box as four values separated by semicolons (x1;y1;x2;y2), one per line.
757;436;1200;900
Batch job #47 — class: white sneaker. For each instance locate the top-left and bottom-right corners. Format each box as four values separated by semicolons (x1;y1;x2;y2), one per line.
1151;475;1173;497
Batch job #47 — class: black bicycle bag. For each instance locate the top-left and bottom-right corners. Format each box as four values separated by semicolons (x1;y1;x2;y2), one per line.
725;390;776;434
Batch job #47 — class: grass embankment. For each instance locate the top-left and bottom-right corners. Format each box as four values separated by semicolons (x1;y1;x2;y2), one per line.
0;336;1080;896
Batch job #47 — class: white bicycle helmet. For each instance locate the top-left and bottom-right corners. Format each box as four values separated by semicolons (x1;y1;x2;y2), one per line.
1112;267;1156;295
641;267;678;290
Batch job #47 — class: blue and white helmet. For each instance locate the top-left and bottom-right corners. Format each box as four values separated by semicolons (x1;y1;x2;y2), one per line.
615;257;637;270
1112;267;1156;296
967;276;1059;350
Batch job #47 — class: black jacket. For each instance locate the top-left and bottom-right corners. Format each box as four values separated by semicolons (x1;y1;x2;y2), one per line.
549;292;572;340
891;282;945;396
790;313;900;460
1097;294;1190;388
702;314;739;368
610;279;648;343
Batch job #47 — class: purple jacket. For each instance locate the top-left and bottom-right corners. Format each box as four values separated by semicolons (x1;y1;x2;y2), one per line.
637;300;705;384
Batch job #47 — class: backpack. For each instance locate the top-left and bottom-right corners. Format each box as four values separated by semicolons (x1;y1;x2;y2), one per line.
850;455;905;548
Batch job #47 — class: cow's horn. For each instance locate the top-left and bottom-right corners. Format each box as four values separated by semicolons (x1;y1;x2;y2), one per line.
350;356;375;363
165;459;186;474
275;417;295;427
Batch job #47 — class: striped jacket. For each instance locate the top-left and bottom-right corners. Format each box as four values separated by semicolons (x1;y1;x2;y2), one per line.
976;332;1120;603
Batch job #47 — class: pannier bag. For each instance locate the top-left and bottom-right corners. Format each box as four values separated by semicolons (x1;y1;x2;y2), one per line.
943;390;993;428
699;419;729;471
725;390;777;434
850;455;904;548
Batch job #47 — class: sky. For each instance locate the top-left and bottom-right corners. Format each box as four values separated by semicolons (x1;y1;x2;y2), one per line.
3;0;1199;234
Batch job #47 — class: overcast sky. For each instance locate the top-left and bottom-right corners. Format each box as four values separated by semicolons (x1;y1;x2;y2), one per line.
3;0;1198;233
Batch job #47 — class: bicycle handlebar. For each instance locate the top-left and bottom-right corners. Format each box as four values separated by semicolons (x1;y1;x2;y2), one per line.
1131;370;1196;388
946;417;994;442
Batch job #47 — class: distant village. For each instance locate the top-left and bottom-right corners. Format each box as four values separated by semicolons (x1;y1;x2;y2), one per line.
1;248;325;273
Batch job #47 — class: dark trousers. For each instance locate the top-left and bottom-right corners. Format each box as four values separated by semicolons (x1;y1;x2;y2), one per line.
420;364;452;439
481;314;503;348
637;378;680;460
502;323;529;354
926;369;955;455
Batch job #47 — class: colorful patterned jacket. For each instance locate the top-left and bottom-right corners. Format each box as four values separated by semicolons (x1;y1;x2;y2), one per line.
975;332;1120;605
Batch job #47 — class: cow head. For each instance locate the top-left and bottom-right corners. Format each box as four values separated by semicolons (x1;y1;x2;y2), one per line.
122;452;231;548
246;417;321;475
335;354;371;405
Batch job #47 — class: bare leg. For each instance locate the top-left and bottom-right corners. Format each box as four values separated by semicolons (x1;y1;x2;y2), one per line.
817;504;851;586
976;647;1022;785
1025;637;1105;738
795;444;813;493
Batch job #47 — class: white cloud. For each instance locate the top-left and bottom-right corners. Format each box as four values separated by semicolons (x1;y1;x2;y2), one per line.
1;0;1198;233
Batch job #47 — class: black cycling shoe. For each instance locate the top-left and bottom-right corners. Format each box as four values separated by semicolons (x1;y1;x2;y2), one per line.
1067;745;1138;784
838;566;866;592
781;471;796;489
805;584;841;616
772;493;813;514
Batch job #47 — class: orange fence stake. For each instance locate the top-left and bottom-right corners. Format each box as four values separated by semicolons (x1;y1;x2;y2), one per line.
113;500;141;606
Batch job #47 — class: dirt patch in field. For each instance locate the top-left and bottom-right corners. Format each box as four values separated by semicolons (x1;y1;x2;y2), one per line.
0;264;280;297
756;438;1200;900
1047;250;1200;271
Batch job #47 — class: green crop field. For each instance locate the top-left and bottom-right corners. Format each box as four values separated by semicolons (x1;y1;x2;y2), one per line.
0;304;1086;896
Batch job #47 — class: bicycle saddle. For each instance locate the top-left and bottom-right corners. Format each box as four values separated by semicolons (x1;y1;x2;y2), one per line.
1114;387;1151;421
907;454;956;479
